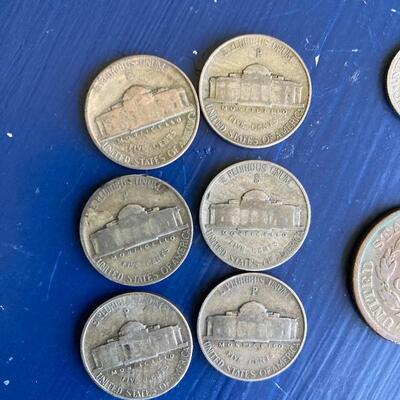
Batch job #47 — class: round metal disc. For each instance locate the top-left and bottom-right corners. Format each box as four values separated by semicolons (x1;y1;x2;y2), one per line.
353;210;400;343
387;51;400;116
85;55;199;169
199;34;311;148
199;160;311;271
80;175;193;286
81;292;193;399
197;273;307;381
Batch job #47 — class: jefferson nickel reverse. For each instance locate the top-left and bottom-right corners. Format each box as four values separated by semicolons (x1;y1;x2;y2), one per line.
81;292;193;399
387;51;400;116
80;175;193;286
85;55;199;169
197;273;307;381
353;210;400;343
199;160;311;270
199;34;311;148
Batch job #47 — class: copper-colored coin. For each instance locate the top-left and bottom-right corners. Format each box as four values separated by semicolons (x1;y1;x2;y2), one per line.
353;210;400;343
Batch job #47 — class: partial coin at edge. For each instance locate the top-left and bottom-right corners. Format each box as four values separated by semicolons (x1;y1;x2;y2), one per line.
387;50;400;116
353;209;400;343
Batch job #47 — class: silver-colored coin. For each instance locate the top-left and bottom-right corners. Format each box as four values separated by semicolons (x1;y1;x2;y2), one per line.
199;34;311;148
81;292;193;399
85;55;200;169
387;51;400;116
199;160;311;271
353;210;400;343
80;175;193;286
197;273;307;381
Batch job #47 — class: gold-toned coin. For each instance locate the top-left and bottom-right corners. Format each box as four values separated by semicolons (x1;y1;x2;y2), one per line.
199;34;311;148
85;55;199;169
80;175;193;286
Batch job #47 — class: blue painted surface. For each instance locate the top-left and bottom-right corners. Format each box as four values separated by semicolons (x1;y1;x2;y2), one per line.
1;1;400;399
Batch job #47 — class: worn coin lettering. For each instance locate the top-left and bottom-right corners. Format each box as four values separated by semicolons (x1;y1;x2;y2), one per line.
199;160;311;270
199;34;311;148
353;210;400;343
85;55;199;169
80;175;193;285
81;293;193;399
197;273;307;380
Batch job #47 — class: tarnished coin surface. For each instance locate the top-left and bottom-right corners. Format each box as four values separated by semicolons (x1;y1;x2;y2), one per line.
199;160;311;270
80;175;193;285
387;51;400;116
85;55;199;169
353;210;400;343
81;292;193;399
197;273;307;381
199;34;311;148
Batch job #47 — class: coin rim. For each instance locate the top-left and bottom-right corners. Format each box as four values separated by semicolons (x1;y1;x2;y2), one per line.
387;50;400;116
198;34;312;149
353;209;400;343
84;54;200;169
196;272;307;381
80;292;193;400
79;174;193;286
199;160;311;271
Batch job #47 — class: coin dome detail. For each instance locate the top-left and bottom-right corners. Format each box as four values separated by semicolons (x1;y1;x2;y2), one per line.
238;301;269;318
241;189;271;203
242;63;272;76
119;321;145;335
122;85;150;102
118;204;146;218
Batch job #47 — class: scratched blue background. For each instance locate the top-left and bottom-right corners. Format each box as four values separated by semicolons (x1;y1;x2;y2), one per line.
1;1;400;399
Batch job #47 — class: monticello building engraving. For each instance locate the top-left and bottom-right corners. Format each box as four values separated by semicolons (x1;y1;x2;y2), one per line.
90;204;187;258
208;189;302;230
91;321;187;371
207;63;303;107
205;301;298;342
95;85;192;141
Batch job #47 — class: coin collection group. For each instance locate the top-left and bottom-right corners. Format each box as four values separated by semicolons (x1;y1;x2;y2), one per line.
77;33;399;399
